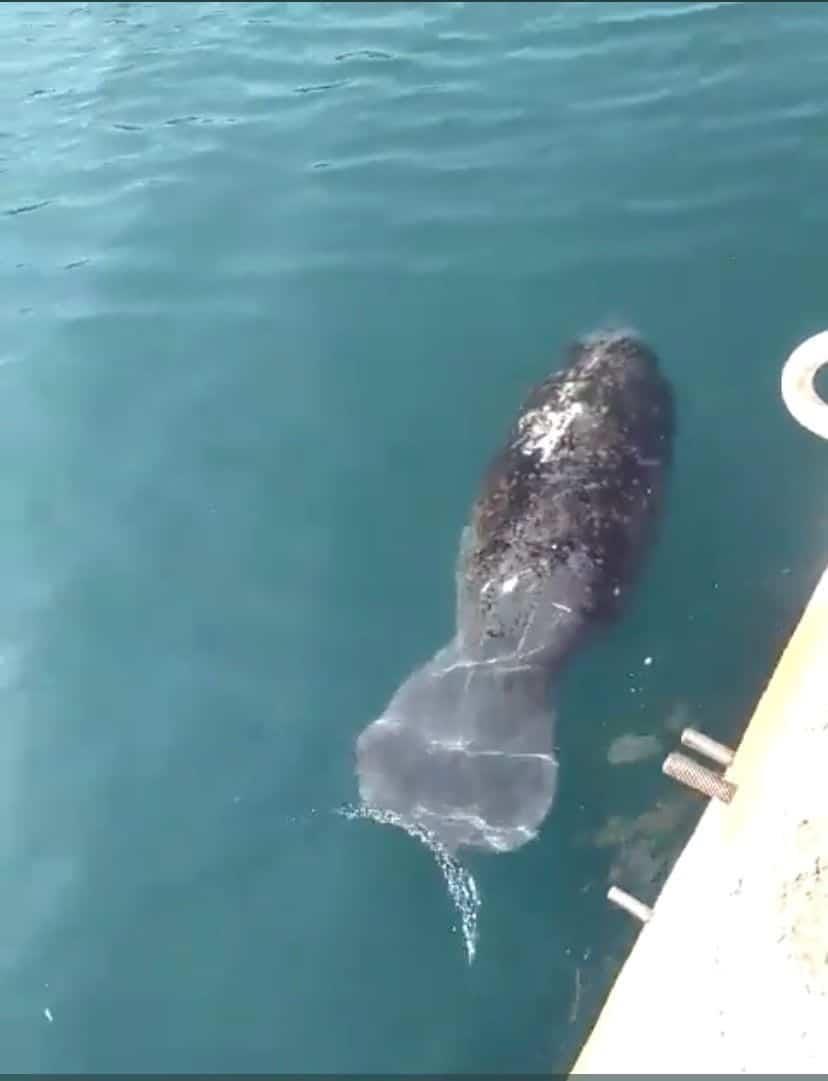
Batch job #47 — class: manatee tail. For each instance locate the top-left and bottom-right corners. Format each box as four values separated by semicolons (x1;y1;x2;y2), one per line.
355;640;559;854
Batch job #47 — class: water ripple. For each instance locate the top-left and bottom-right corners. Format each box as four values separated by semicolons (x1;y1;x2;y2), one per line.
4;200;51;217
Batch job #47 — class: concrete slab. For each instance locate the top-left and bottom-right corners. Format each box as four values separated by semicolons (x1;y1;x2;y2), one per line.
570;565;828;1074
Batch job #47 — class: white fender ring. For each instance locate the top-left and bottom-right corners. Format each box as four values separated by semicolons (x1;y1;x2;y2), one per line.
782;330;828;440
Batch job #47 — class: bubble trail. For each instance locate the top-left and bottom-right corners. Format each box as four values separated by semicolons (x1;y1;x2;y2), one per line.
337;803;480;964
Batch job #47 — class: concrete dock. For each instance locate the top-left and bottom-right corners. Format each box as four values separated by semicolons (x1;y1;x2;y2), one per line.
571;336;828;1074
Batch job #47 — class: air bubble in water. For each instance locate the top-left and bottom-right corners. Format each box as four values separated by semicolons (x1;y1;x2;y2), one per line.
338;803;480;964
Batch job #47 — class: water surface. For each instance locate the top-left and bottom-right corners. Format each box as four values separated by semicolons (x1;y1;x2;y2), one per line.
2;1;828;1072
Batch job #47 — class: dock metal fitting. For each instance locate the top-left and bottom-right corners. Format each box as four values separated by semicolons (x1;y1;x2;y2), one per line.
680;726;735;768
781;330;828;440
662;751;737;803
607;886;653;924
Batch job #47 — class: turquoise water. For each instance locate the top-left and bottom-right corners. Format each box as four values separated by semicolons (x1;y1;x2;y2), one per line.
3;0;828;1072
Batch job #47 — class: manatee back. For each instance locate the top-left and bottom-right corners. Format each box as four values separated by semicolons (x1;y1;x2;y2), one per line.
458;332;674;658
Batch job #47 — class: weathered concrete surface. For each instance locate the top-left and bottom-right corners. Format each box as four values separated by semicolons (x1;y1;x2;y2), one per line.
571;565;828;1074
